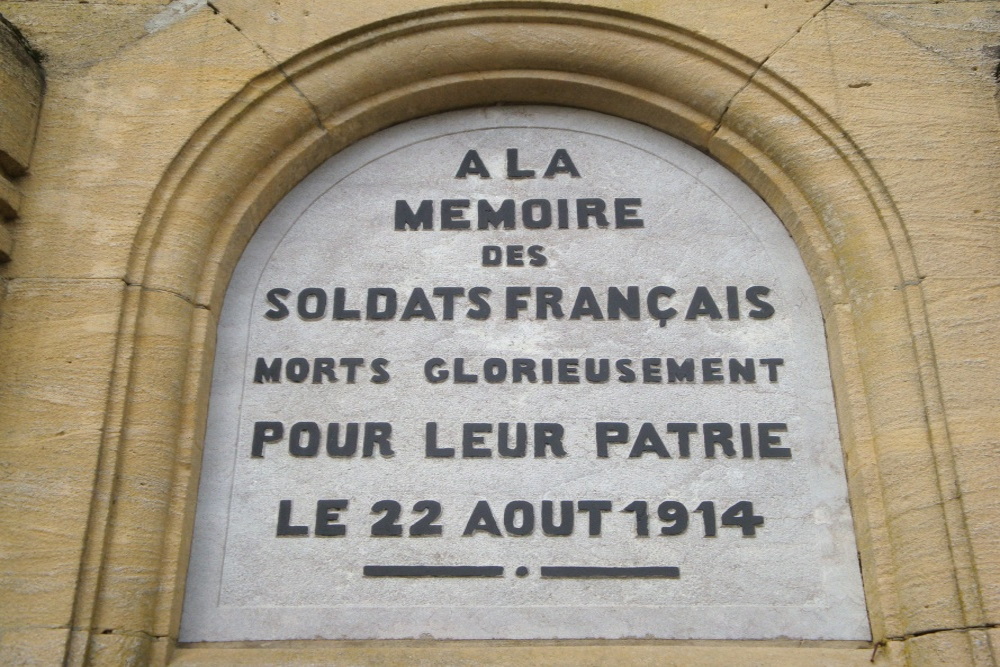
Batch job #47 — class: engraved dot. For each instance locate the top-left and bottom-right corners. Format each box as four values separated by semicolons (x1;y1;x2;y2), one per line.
515;566;529;577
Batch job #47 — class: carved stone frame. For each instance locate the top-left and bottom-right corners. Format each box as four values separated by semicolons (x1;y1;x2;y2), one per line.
71;6;974;664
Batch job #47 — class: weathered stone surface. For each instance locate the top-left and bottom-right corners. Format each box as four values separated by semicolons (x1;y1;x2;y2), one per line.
0;2;161;75
211;0;826;65
0;12;42;264
762;2;1000;282
922;278;1000;622
0;172;21;219
0;279;126;630
0;627;71;667
0;4;276;281
0;222;12;262
0;15;42;177
903;628;995;667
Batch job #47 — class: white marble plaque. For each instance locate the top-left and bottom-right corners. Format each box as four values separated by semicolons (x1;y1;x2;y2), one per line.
180;107;869;642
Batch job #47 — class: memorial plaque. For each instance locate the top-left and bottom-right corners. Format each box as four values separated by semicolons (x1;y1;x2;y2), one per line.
180;107;869;642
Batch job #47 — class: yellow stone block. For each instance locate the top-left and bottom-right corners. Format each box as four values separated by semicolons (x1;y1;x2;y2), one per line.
904;628;993;667
0;223;12;262
0;279;126;630
0;17;42;176
0;6;276;282
0;627;72;666
0;173;21;219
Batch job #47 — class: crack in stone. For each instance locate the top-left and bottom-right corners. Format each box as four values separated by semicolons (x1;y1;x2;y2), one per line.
870;624;1000;662
126;281;210;310
206;2;327;134
710;0;837;138
896;622;1000;640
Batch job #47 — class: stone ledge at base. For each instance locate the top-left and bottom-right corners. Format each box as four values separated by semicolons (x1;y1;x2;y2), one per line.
172;641;877;667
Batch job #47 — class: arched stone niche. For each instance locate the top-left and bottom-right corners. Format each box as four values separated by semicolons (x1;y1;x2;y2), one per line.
179;105;869;643
75;5;975;665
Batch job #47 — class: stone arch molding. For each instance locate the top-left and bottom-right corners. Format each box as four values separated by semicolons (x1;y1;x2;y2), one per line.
79;3;975;663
